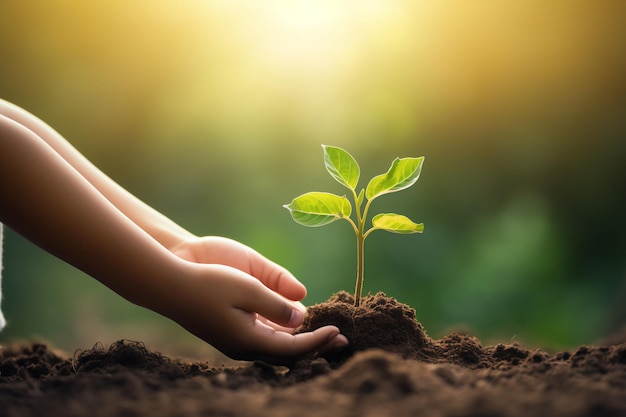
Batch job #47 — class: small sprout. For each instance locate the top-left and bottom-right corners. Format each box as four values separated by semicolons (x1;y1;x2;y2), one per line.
284;145;424;306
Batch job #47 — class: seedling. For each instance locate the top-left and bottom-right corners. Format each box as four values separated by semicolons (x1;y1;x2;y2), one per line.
284;145;424;306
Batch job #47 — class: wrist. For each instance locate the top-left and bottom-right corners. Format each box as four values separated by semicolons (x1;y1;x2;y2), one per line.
99;224;204;330
148;221;196;252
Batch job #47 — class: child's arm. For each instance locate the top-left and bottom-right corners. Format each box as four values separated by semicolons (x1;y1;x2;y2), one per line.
0;105;347;362
0;100;311;311
0;99;193;250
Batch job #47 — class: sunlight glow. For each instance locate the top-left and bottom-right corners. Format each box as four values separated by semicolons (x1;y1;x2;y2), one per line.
35;0;611;152
258;0;400;72
269;0;348;29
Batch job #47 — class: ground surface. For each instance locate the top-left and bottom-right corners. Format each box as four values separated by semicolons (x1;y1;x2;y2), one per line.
1;293;625;417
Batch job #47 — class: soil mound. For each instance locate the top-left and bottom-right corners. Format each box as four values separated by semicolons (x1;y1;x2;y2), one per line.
300;291;437;363
1;292;625;417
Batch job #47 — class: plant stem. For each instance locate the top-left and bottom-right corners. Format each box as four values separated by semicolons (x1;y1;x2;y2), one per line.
354;231;365;307
352;196;374;307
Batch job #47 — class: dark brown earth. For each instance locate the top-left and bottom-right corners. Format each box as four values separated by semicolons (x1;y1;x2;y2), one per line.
1;292;625;417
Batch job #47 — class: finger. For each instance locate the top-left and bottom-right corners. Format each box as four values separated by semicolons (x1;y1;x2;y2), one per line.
249;323;348;361
257;298;308;333
314;333;350;356
257;317;294;334
246;249;306;301
237;277;314;330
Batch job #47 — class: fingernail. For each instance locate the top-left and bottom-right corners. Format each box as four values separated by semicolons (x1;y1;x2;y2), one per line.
288;308;304;327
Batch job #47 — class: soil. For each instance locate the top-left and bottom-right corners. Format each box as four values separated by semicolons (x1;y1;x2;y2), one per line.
1;291;625;417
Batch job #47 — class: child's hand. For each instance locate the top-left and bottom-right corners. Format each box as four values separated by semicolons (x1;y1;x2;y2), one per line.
169;236;308;300
163;236;348;363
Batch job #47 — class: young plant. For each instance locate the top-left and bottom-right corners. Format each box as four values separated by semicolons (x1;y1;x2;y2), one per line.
284;145;424;307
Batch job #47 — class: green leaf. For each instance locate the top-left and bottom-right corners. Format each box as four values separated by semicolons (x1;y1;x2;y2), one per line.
283;192;352;227
323;145;360;190
371;213;424;234
365;156;424;200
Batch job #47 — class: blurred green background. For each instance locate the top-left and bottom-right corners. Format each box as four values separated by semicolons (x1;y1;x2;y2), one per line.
1;0;624;358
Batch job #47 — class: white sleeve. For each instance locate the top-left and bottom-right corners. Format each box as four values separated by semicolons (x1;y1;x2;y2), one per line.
0;223;5;331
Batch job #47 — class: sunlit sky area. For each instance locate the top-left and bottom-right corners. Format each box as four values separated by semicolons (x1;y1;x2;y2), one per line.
4;1;622;152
